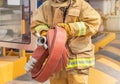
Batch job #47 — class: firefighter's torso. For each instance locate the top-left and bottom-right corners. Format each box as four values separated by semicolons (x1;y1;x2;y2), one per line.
34;0;95;69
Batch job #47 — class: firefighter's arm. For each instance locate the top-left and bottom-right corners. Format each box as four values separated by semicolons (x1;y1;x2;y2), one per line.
77;0;101;36
30;5;49;37
57;0;101;37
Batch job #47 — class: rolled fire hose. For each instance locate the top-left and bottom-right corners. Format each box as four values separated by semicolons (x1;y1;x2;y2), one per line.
25;26;68;82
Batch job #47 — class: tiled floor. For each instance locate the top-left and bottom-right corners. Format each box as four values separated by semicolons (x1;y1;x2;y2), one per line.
7;73;50;84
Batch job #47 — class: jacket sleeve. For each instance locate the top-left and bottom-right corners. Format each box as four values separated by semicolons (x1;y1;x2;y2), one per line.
68;0;101;36
30;4;48;35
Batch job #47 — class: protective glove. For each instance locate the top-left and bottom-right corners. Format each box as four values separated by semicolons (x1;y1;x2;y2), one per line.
40;30;47;36
35;24;48;49
57;23;71;39
35;24;49;37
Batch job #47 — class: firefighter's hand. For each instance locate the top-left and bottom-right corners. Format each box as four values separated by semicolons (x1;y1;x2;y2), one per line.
35;24;49;37
40;30;47;36
35;30;48;37
57;23;71;39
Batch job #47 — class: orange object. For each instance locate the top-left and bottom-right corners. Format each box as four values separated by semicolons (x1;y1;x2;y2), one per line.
22;20;25;34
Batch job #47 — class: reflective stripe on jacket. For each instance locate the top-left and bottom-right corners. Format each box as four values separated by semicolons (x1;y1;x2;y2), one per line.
67;57;95;69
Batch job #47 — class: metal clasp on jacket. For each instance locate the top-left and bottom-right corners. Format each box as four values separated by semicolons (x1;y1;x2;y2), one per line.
35;32;48;49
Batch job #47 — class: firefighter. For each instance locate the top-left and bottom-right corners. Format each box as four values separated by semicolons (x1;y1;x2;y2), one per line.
30;0;101;84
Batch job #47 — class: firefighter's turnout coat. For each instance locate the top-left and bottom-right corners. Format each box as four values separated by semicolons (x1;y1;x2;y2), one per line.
31;0;101;70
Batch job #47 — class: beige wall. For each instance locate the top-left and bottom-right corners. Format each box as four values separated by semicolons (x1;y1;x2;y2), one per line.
31;0;37;12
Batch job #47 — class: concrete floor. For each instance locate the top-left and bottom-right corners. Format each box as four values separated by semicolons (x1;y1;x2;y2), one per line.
7;73;50;84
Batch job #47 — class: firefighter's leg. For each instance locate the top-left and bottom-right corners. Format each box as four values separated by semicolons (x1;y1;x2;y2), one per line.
68;69;89;84
50;70;68;84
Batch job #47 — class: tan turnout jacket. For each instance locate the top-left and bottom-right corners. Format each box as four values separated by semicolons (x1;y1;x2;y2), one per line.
31;0;101;70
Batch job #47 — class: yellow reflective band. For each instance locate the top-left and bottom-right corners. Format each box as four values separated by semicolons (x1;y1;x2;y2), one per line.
66;58;95;69
77;22;81;36
35;24;49;32
81;22;86;35
77;22;87;36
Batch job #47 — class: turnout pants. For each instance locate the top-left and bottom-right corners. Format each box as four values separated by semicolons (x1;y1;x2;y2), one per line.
50;69;89;84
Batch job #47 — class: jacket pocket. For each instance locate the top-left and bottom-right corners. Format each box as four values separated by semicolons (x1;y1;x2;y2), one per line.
68;36;93;55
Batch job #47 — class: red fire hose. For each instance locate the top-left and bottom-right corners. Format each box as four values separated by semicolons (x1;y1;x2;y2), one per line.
25;26;68;82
